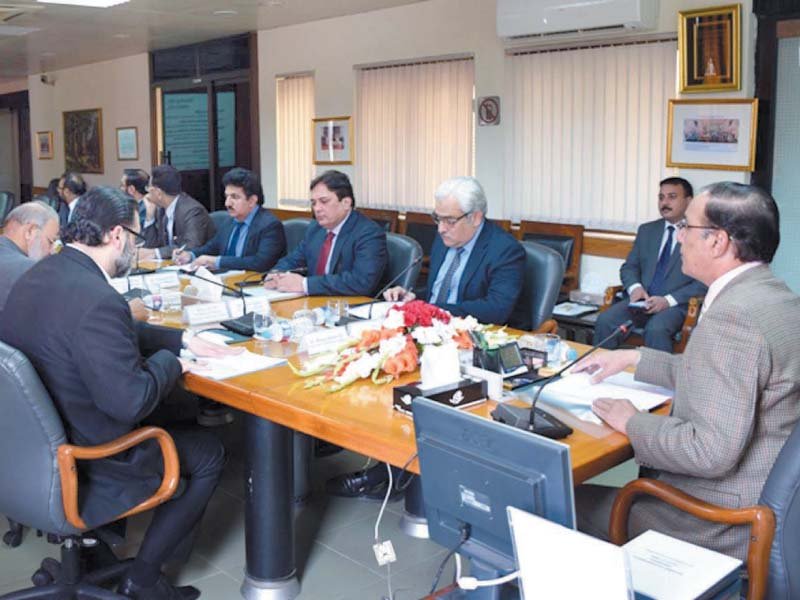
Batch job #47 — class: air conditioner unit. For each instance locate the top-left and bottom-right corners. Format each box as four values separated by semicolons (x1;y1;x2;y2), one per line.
497;0;659;40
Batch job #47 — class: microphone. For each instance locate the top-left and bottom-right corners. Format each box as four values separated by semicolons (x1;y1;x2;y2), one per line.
181;269;246;315
367;255;424;319
492;320;634;436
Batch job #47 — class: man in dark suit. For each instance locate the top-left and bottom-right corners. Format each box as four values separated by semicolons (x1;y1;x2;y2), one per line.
0;186;240;600
174;167;285;272
594;177;707;352
57;171;87;229
138;165;215;261
264;170;387;296
120;168;152;233
384;176;525;325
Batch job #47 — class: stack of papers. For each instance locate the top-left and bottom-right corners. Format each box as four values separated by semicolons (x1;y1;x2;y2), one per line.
182;348;285;380
553;302;598;317
241;287;304;302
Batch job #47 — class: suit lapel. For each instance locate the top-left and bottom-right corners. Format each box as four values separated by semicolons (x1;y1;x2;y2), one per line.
427;238;447;298
328;211;356;273
456;223;491;299
243;209;263;253
643;219;666;286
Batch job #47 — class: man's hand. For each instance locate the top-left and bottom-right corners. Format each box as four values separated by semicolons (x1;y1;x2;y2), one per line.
263;272;305;293
173;250;192;265
592;398;638;433
629;287;649;302
644;296;669;314
128;298;148;322
185;335;244;359
571;349;641;383
191;255;217;269
383;286;415;302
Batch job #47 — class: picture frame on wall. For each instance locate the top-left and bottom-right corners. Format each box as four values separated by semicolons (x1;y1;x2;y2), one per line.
312;116;353;165
666;98;758;171
116;126;138;161
678;4;741;93
36;131;53;160
63;108;103;174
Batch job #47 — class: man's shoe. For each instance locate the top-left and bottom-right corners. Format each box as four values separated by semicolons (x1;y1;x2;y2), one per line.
325;470;374;497
196;403;233;427
118;575;200;600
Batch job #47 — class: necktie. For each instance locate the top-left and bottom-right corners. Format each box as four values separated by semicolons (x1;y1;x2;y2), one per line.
315;231;335;275
226;221;245;257
434;248;464;305
158;208;169;246
648;225;674;296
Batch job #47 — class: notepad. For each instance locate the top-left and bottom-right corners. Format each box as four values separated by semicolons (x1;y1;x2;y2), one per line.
181;348;285;380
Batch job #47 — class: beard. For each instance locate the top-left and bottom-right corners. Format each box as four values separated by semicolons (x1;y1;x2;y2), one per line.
112;235;136;278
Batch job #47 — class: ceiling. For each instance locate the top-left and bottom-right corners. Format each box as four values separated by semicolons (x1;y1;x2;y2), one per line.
0;0;425;82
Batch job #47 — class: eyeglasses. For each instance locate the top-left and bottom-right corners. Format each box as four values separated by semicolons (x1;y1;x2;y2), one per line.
120;224;147;243
431;211;472;227
675;218;721;232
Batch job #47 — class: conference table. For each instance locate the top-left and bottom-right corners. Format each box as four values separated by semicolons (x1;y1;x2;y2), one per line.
148;269;663;599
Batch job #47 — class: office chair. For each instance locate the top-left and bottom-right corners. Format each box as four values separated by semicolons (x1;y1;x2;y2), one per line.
360;208;399;233
32;194;61;211
0;340;180;599
283;217;313;255
208;209;229;233
516;220;584;295
0;191;16;222
508;240;565;332
379;233;423;292
609;418;800;600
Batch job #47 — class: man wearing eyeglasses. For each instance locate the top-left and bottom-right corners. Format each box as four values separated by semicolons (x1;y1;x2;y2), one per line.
0;201;60;312
594;177;707;353
573;182;800;563
384;176;525;325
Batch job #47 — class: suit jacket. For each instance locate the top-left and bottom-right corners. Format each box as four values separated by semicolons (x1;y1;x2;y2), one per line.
0;247;183;527
190;206;286;272
142;193;216;256
58;197;80;230
0;237;35;312
621;219;706;305
426;221;525;325
625;265;800;560
275;210;387;296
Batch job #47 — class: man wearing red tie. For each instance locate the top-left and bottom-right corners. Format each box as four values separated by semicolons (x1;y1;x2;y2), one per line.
264;170;387;296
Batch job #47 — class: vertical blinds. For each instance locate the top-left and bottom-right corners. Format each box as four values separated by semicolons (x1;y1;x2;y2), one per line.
276;73;314;205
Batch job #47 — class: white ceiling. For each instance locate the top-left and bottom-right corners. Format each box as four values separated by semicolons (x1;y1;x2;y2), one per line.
0;0;425;82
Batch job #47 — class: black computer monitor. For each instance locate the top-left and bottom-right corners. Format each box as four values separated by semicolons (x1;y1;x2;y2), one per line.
413;397;575;598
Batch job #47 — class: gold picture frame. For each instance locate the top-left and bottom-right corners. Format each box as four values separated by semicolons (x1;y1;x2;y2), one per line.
312;116;353;165
116;126;138;161
678;4;741;93
63;108;103;174
36;131;53;160
666;98;758;171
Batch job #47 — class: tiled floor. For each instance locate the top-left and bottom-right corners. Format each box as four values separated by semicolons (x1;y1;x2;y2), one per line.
0;414;637;599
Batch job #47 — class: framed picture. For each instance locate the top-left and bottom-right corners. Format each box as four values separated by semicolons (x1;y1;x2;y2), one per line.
116;126;138;161
312;116;353;165
36;131;53;160
63;108;103;174
678;4;741;93
666;98;758;171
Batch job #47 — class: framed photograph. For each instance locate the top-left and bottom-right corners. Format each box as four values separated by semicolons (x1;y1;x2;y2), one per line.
312;116;353;165
678;4;741;93
116;126;138;161
666;99;758;171
36;131;53;160
63;108;103;174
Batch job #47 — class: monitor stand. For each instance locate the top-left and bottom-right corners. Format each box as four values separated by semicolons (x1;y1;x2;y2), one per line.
436;558;519;600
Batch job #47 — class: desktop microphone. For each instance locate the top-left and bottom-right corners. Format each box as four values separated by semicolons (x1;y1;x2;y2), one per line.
491;320;634;436
367;255;424;319
180;269;247;314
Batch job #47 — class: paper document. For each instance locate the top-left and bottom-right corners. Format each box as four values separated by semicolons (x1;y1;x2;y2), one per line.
553;302;598;317
347;301;395;320
182;348;285;380
241;286;304;302
536;371;671;424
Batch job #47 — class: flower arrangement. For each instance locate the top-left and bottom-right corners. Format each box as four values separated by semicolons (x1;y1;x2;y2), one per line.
288;300;480;392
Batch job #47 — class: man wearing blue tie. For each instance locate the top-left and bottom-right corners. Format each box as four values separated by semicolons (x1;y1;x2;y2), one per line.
594;177;707;352
174;168;286;272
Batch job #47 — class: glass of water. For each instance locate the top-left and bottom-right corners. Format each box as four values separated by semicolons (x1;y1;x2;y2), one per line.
253;309;274;341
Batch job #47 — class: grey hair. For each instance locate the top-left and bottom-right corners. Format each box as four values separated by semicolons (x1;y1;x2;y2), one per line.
434;176;488;215
3;201;59;228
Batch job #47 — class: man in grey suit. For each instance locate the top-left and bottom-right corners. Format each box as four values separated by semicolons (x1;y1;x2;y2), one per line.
573;182;800;561
595;177;707;352
0;201;59;311
138;165;215;261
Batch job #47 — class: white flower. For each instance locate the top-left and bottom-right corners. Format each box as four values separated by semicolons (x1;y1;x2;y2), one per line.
379;334;407;358
334;352;381;384
412;325;443;345
382;309;405;330
451;315;480;331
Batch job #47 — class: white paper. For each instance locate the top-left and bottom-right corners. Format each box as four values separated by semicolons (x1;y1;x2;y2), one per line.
109;278;130;294
182;348;285;380
508;507;632;600
553;302;598;317
185;267;224;301
241;286;304;303
347;301;395;320
182;302;231;326
145;272;180;290
624;530;741;600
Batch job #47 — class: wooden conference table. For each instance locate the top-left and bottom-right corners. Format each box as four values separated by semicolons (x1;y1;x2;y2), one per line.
151;269;661;599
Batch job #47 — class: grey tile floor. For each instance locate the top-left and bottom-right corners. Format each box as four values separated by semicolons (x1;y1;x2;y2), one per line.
0;414;637;600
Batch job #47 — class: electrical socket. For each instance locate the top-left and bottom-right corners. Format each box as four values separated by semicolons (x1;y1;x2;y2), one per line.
372;540;397;566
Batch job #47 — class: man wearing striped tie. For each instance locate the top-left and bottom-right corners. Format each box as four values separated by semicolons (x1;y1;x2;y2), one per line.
594;177;707;352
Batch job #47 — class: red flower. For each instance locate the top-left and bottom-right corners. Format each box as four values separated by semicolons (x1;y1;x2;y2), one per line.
392;300;451;328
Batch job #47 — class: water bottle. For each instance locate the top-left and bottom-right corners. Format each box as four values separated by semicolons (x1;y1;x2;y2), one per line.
292;308;327;326
259;319;293;342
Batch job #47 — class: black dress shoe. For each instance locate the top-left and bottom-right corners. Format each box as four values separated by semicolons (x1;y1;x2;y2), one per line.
118;575;200;600
326;464;392;499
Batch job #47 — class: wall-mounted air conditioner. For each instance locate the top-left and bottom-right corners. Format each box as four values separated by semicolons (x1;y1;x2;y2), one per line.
497;0;659;40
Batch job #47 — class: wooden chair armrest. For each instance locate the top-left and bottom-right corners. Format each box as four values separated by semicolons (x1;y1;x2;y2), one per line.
57;426;180;531
609;478;775;600
534;318;558;334
601;285;623;311
672;295;704;354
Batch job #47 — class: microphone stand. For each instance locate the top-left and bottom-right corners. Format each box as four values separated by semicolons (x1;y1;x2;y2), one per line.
367;256;424;320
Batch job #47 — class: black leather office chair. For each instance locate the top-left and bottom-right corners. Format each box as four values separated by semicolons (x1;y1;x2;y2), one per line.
0;340;180;599
508;241;565;332
283;217;312;255
378;233;423;292
610;418;800;600
209;209;229;233
0;191;17;222
32;194;61;211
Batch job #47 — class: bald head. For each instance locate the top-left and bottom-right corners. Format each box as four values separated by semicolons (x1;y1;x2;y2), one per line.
3;201;60;260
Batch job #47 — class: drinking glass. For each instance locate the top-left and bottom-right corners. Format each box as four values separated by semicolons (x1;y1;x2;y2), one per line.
325;299;348;327
253;309;274;340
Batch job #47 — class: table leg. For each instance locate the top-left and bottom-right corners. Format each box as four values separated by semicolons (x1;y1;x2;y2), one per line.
241;414;300;600
399;476;429;539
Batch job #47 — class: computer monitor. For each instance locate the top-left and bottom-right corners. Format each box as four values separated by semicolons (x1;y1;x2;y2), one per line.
413;397;575;599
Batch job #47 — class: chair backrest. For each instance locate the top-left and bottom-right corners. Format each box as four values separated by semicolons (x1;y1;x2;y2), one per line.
0;191;16;221
33;194;60;211
209;209;229;232
508;241;565;332
360;208;399;233
270;207;313;222
759;420;800;599
283;217;313;255
0;340;76;536
400;212;438;258
379;233;423;292
517;221;584;294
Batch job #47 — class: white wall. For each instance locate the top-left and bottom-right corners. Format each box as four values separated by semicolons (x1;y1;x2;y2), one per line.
28;53;151;189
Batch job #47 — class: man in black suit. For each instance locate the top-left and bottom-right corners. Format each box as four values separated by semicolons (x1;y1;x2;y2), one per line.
174;167;286;272
57;171;87;229
120;168;151;233
0;186;240;600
